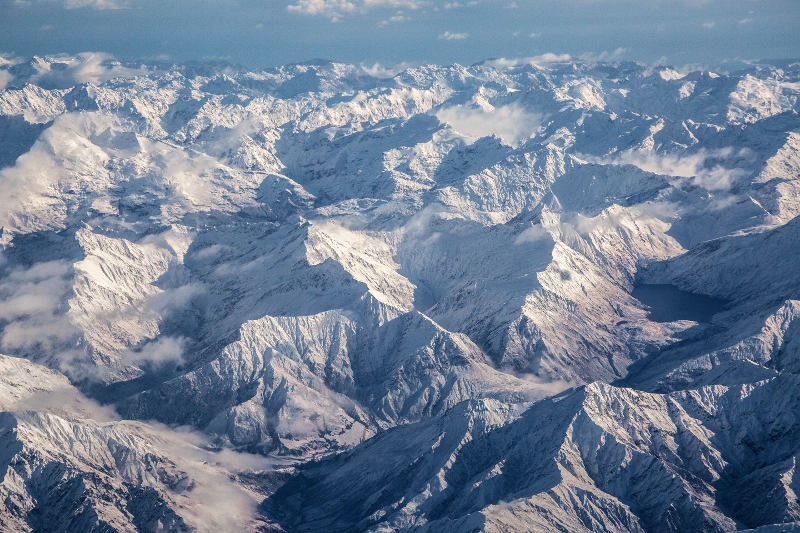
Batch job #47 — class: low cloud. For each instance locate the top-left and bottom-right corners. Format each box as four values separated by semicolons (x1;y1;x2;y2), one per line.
144;282;206;317
359;61;414;78
438;31;469;41
126;336;186;365
137;138;222;209
0;56;20;68
402;203;447;243
511;372;574;399
569;201;681;235
0;70;13;90
0;112;116;231
134;421;277;531
31;52;144;89
514;224;550;245
483;53;572;69
607;148;752;191
436;102;544;147
0;260;79;357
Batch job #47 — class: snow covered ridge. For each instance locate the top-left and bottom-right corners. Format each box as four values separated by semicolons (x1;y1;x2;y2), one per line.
0;53;799;530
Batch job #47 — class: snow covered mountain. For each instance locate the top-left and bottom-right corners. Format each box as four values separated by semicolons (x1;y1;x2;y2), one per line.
0;53;799;531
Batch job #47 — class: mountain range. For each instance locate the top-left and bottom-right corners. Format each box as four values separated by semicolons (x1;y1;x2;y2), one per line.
0;53;799;531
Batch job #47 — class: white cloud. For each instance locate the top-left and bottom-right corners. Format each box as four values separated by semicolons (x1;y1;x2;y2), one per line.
514;224;550;245
568;201;680;236
144;282;205;317
607;148;752;191
0;261;72;322
436;102;544;147
0;112;117;230
360;61;414;78
15;0;128;8
0;70;13;90
0;55;20;67
438;31;469;41
31;52;144;89
701;21;716;29
579;47;628;62
287;0;424;20
287;0;356;19
363;0;424;7
402;203;447;242
512;373;573;397
529;32;542;38
442;1;477;8
64;0;127;7
483;53;572;69
126;336;186;364
137;422;275;531
378;13;410;25
0;260;79;357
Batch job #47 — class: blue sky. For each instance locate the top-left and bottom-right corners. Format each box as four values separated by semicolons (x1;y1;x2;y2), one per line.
1;0;798;68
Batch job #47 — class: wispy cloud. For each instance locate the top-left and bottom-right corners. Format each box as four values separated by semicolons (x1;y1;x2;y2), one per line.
442;1;477;9
15;0;128;9
514;224;550;245
378;13;410;25
287;0;425;21
64;0;127;7
438;31;469;41
580;47;628;62
482;53;572;69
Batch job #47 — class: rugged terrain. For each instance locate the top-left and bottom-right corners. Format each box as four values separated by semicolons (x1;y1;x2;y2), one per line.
0;53;799;531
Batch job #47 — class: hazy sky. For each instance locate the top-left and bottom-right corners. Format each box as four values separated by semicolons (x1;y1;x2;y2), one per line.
2;0;798;68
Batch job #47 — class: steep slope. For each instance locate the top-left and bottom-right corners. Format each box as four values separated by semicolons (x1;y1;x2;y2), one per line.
267;371;800;532
0;355;270;531
0;54;799;530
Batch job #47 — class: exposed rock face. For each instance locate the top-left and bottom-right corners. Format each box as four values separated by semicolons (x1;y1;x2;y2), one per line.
0;54;799;530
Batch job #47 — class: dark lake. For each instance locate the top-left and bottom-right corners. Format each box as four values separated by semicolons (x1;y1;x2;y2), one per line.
632;283;728;323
